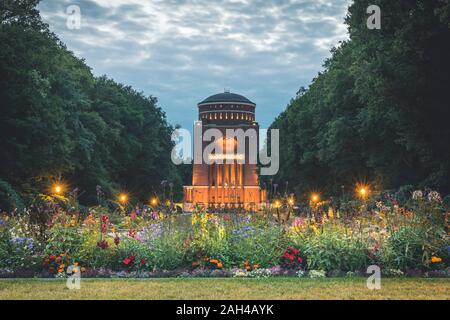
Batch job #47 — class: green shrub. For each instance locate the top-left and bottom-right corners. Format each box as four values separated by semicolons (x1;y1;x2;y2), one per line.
298;230;370;272
229;225;286;268
385;224;448;270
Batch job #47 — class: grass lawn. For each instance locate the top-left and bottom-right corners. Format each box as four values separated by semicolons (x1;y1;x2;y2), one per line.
0;277;448;300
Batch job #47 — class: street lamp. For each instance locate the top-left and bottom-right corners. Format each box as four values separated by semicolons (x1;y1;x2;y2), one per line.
356;184;370;199
288;197;295;206
53;184;62;194
119;193;128;204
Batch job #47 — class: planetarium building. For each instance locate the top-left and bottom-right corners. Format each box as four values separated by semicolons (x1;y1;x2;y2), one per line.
183;91;267;212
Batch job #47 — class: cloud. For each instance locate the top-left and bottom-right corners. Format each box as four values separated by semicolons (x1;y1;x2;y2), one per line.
38;0;351;130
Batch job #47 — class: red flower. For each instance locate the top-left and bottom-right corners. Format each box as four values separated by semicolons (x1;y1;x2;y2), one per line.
101;223;107;233
101;214;109;224
130;211;137;220
140;258;146;267
122;255;136;266
97;240;109;249
128;229;137;238
283;251;292;259
290;247;299;255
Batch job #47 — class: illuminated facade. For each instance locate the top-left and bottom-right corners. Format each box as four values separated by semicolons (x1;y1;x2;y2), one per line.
183;91;267;211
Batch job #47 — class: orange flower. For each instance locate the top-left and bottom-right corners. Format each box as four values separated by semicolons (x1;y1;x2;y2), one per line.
245;266;251;271
58;268;64;273
253;264;260;269
243;260;249;266
431;256;442;263
217;262;223;268
209;259;219;264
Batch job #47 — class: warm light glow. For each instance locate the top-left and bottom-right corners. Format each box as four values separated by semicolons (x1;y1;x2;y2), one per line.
151;198;158;206
356;183;370;199
311;194;319;203
288;198;295;205
119;194;128;204
53;184;62;194
208;154;244;161
274;200;281;208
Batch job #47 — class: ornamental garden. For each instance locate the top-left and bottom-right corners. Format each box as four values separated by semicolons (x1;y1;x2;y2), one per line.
1;187;448;279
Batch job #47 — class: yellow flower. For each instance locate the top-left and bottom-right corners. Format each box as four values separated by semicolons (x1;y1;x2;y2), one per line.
328;207;334;219
431;256;442;263
218;226;225;239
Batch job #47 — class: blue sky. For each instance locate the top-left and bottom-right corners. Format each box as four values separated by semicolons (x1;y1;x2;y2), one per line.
38;0;351;131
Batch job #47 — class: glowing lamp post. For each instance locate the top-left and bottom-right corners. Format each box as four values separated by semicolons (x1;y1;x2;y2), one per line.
311;194;319;204
54;185;62;194
119;194;128;204
150;197;158;206
356;184;370;200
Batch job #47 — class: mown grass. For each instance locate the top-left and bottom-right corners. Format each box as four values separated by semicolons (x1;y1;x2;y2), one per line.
0;277;448;300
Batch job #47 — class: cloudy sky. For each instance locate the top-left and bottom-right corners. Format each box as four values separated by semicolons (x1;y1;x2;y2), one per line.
38;0;351;131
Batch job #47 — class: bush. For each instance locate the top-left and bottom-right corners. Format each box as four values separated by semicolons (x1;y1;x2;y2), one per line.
229;225;286;268
385;224;449;270
297;229;371;272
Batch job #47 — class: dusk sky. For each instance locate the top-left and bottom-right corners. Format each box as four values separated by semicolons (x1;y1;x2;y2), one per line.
38;0;351;131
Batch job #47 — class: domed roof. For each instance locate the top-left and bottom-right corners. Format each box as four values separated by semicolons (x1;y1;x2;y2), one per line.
198;91;255;105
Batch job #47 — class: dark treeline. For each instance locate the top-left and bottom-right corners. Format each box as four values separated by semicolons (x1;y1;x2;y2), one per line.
268;0;450;199
0;0;181;209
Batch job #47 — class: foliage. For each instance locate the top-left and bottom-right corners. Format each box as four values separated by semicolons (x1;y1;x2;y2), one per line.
267;0;450;198
0;0;182;209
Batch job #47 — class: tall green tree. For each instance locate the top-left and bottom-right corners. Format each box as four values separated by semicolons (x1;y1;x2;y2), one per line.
268;0;450;199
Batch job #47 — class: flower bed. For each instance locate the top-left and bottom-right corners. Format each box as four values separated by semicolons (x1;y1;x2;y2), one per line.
0;190;449;278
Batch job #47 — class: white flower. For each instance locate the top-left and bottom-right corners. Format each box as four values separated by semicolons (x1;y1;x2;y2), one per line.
427;191;442;203
308;270;326;278
412;190;423;200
